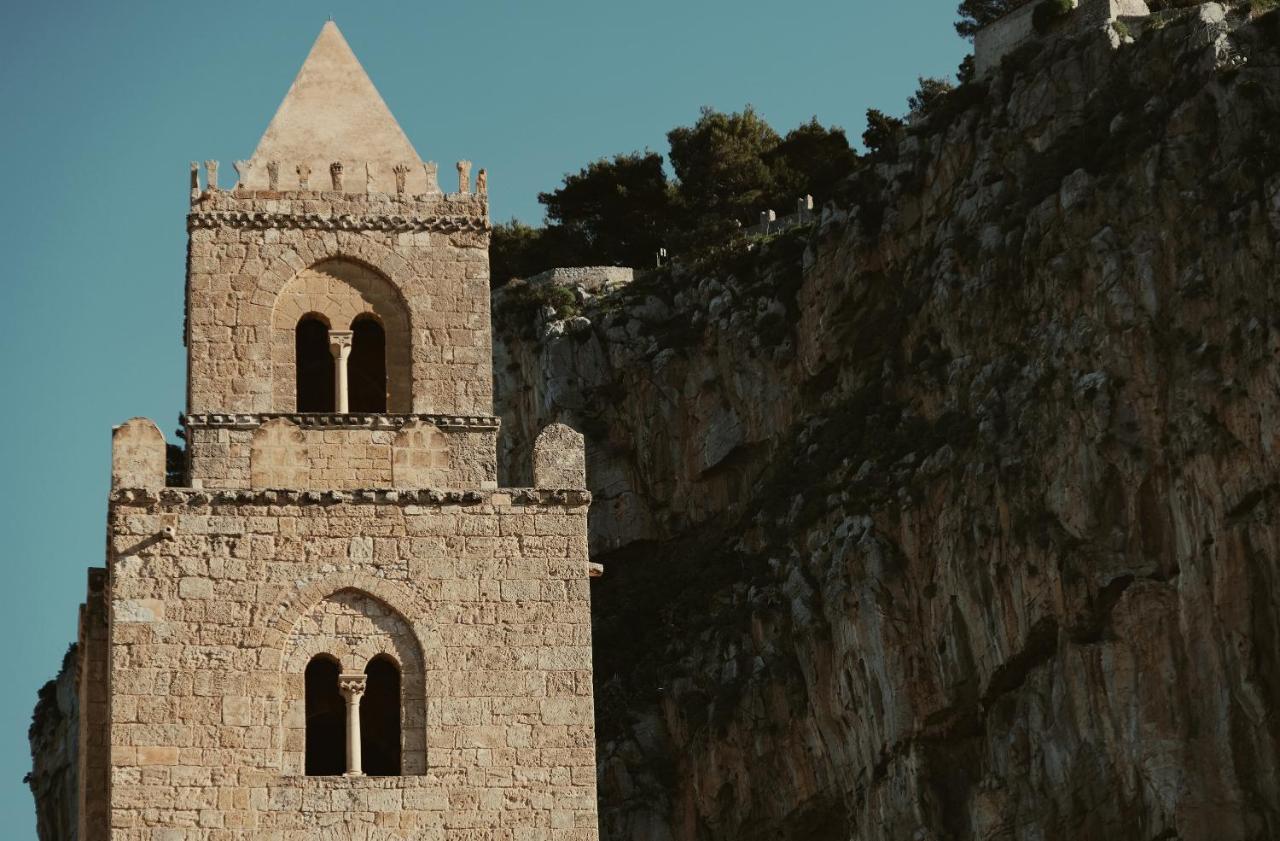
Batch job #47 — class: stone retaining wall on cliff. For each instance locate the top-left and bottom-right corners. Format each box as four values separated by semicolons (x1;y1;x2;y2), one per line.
975;0;1152;78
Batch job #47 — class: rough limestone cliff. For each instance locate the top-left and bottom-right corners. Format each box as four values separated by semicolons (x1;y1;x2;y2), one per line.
26;645;80;841
494;6;1280;840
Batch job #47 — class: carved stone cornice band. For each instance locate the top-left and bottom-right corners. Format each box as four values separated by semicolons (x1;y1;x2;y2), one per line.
110;487;592;509
182;412;502;431
187;211;490;233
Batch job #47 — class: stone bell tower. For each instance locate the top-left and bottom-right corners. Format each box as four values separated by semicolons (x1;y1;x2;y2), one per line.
53;22;600;841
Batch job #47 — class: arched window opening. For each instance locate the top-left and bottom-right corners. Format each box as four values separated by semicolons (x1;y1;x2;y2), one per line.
348;317;387;413
304;656;345;775
360;655;401;775
296;316;335;412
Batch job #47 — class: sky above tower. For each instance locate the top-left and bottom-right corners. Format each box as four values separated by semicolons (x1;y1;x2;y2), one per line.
0;2;967;835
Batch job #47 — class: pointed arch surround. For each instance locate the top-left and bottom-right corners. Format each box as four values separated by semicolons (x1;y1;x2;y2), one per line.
270;258;411;412
281;588;427;775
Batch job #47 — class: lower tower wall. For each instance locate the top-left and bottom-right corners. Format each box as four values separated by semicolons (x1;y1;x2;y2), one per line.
105;487;598;841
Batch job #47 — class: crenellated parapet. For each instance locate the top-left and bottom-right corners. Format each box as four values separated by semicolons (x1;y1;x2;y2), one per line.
189;158;488;207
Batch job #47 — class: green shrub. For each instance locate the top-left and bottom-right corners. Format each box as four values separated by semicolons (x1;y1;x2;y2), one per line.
493;280;581;338
908;77;957;116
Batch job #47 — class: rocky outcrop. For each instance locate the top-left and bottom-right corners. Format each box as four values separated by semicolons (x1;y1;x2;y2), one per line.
495;5;1280;839
27;646;80;841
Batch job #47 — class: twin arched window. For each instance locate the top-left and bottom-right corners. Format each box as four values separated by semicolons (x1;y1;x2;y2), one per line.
304;653;401;776
295;315;387;413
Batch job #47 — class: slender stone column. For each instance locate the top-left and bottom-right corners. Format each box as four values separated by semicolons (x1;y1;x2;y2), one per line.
328;330;353;413
338;673;367;776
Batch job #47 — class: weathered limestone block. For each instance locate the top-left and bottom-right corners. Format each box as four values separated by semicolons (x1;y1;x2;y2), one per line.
110;418;165;489
533;423;586;488
447;429;501;489
249;418;308;488
392;421;450;487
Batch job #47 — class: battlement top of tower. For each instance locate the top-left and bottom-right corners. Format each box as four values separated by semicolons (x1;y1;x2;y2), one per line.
214;21;468;196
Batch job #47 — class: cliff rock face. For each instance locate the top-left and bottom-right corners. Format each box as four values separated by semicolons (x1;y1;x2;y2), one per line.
27;646;80;841
495;6;1280;840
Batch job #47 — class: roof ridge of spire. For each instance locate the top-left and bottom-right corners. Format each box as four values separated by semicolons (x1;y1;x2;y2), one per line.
245;22;424;191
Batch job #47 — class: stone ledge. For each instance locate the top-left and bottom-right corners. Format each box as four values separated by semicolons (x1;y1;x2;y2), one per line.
191;186;486;211
109;487;591;508
183;412;501;431
187;211;489;234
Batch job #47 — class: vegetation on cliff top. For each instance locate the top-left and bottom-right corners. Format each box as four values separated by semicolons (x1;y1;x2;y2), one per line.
491;77;969;288
491;110;860;286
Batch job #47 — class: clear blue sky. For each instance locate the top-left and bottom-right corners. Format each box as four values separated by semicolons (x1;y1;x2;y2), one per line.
0;0;966;834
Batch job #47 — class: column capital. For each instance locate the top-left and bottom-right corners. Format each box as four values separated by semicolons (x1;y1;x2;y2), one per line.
338;673;366;700
328;330;354;357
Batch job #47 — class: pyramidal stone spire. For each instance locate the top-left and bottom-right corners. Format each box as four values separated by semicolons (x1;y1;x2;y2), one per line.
242;21;432;193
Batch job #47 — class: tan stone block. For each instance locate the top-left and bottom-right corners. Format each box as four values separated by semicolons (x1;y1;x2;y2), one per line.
221;696;252;726
136;745;179;766
178;578;214;600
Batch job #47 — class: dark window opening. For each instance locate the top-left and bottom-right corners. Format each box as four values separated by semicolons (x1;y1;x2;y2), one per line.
296;316;335;412
348;317;387;413
360;655;401;775
304;656;345;776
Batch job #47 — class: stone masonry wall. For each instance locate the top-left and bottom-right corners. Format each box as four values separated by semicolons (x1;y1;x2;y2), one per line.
187;417;499;490
186;189;492;417
974;0;1150;79
973;1;1049;78
104;487;597;841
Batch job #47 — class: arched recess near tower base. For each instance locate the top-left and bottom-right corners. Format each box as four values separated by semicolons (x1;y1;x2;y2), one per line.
270;258;410;413
281;588;426;775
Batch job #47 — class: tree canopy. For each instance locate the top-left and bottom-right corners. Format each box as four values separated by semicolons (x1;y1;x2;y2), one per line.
490;108;860;286
955;0;1025;38
667;106;783;241
538;151;673;269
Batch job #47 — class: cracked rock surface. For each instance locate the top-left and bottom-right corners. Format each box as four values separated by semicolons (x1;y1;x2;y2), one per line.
494;7;1280;840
